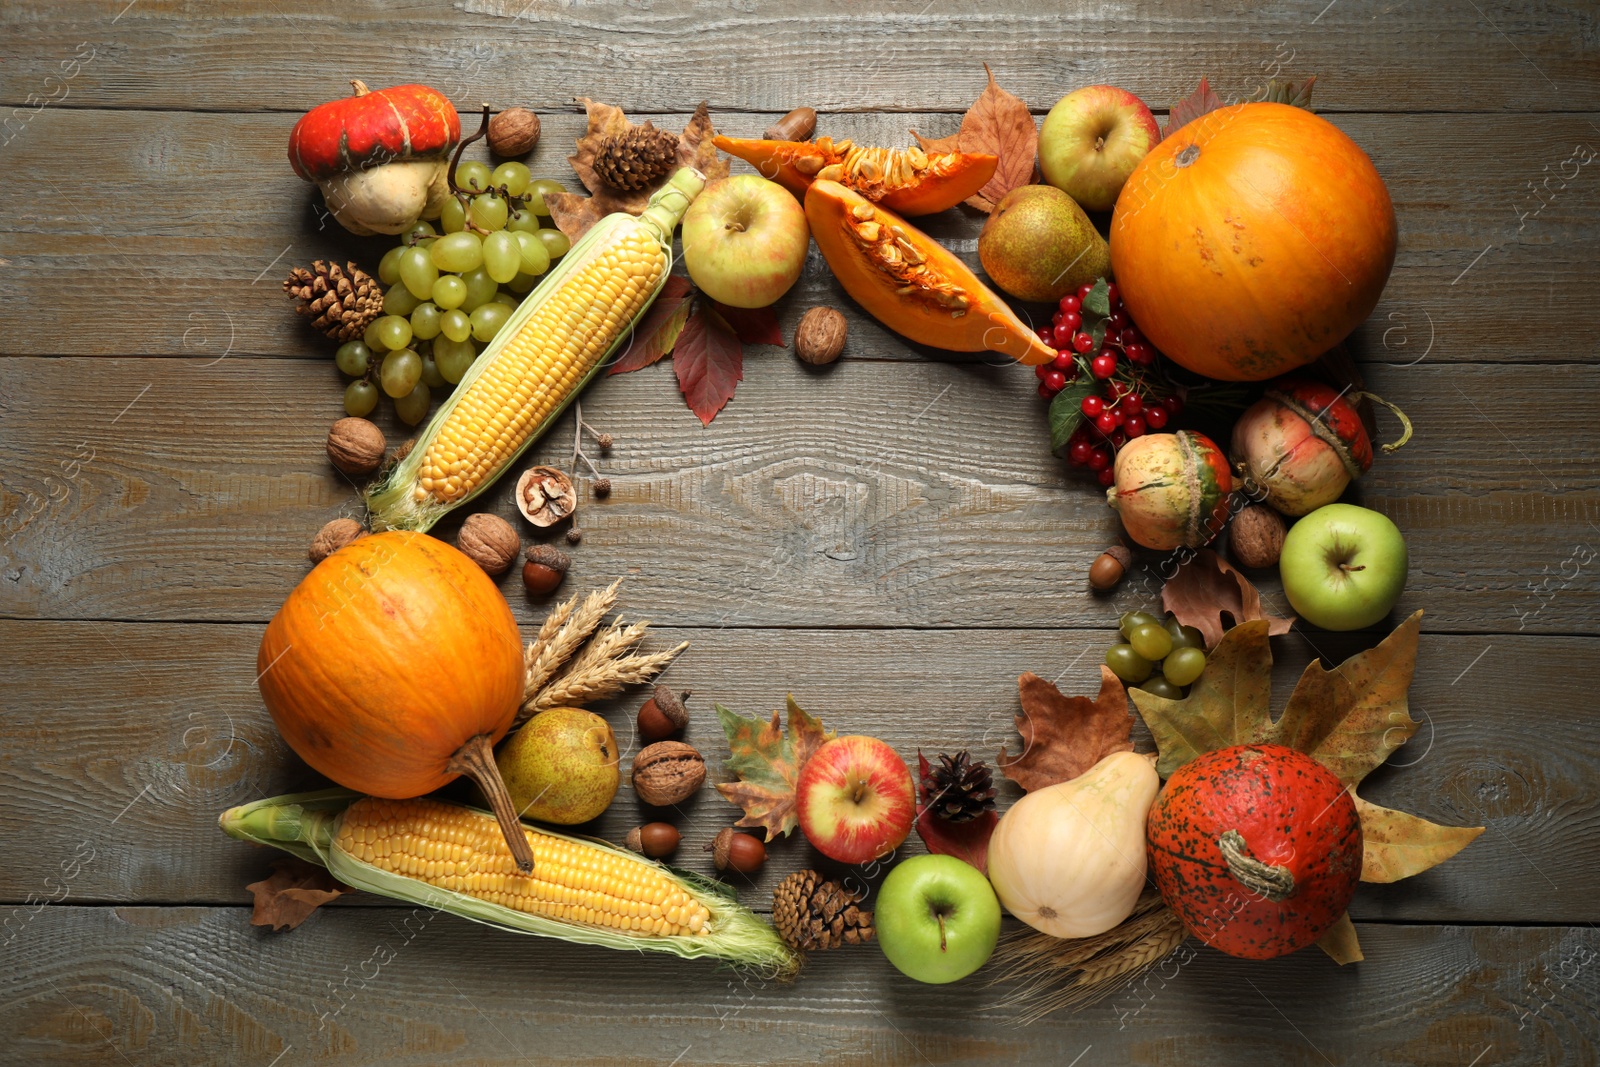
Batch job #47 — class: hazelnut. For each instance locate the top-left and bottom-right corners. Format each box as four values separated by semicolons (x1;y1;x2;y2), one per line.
457;513;520;575
522;544;570;596
707;827;767;875
488;107;541;157
515;465;577;527
795;307;847;365
326;417;386;477
1230;505;1288;569
631;741;706;806
309;517;366;563
637;686;690;742
626;822;681;858
1089;545;1133;593
763;107;817;142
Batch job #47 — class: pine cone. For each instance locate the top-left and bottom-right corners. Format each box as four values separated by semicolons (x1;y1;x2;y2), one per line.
283;260;384;343
772;870;874;952
593;125;679;192
921;750;997;823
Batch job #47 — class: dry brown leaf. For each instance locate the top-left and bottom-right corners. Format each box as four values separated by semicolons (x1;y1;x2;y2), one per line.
715;695;836;840
1315;912;1363;964
1162;548;1294;649
911;65;1035;213
1353;793;1485;883
999;668;1136;793
246;857;351;931
548;100;730;241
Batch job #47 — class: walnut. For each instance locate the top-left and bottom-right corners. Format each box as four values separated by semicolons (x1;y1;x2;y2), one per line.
326;418;386;477
488;108;541;157
631;741;706;806
515;466;577;527
795;307;847;365
457;513;520;575
1230;505;1287;569
309;517;366;563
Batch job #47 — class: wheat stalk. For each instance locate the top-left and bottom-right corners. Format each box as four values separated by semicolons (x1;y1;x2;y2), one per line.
527;642;688;713
520;580;620;713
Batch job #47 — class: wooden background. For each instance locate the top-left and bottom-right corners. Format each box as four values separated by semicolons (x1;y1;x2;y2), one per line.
3;1;1598;1063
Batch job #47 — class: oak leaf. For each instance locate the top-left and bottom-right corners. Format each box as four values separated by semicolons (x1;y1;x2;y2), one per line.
914;751;998;874
245;857;351;931
998;668;1135;793
1162;549;1294;650
912;64;1036;213
608;275;694;375
1352;793;1485;884
714;695;836;840
673;303;744;425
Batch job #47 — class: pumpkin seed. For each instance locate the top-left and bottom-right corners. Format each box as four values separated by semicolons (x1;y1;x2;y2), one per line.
851;202;876;221
793;154;825;176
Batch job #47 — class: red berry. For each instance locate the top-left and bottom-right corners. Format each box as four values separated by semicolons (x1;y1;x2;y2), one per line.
1105;380;1126;400
1110;429;1128;447
1095;411;1117;435
1072;331;1095;353
1145;405;1169;429
1126;341;1155;366
1106;311;1129;334
1121;326;1144;346
1097;465;1117;487
1125;415;1147;437
1052;323;1075;348
1122;393;1143;415
1164;394;1185;416
1070;440;1092;464
1091;353;1117;378
1059;311;1083;333
1036;326;1053;344
1105;283;1120;306
1042;369;1067;393
1110;407;1125;426
1051;350;1076;373
1081;395;1104;417
1038;382;1056;399
1059;294;1082;313
1086;448;1111;471
1077;283;1095;301
1034;363;1051;381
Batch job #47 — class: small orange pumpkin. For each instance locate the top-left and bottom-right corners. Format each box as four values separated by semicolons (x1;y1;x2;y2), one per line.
1109;103;1396;381
257;531;532;868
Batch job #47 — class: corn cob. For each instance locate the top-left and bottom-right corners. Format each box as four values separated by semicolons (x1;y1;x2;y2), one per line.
366;168;706;532
220;789;799;977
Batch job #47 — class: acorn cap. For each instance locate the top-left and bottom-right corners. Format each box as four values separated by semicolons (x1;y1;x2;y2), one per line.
525;544;570;572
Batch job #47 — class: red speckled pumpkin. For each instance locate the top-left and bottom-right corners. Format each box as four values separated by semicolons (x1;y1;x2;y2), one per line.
1146;744;1362;959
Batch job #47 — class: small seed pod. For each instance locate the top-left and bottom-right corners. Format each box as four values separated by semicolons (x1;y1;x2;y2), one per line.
626;822;681;858
763;107;818;142
637;685;691;743
708;827;767;875
522;544;570;596
1089;545;1132;593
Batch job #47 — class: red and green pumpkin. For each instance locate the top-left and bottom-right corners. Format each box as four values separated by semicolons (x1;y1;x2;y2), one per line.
1106;430;1233;550
1146;744;1362;959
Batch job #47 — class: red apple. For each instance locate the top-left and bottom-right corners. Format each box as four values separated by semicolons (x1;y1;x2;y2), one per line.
796;735;915;864
1039;85;1161;212
680;174;810;309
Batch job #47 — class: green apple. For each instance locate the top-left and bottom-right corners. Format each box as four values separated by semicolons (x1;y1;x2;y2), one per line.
1280;503;1408;630
876;855;1001;984
680;174;809;309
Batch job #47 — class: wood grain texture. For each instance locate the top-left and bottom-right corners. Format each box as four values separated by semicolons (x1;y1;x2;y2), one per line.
1;0;1596;114
2;621;1592;924
3;907;1596;1066
2;356;1595;632
1;108;1596;361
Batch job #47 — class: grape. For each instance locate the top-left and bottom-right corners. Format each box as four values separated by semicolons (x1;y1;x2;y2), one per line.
440;308;473;343
384;283;421;317
440;197;467;234
526;178;565;216
419;352;448;389
468;193;510;232
470;301;511;342
1165;617;1206;650
1129;623;1174;662
492;292;519;308
507;271;538;294
1104;643;1154;684
335;340;371;377
403;220;437;242
1135;674;1184;700
393;381;432;425
431;274;468;310
506;208;539;234
363;318;386;350
410;302;443;340
399;247;439;299
455;160;493;192
491;162;531;197
1118;611;1161;639
514;230;551;276
431;232;484;273
380;348;423;398
378;245;404;286
460;267;498;311
1162;646;1207;687
433;336;476;383
344;379;379;417
373;315;413;352
482;230;521;284
535;227;570;259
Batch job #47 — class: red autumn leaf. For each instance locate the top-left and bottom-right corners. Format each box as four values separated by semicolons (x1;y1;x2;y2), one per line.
1162;548;1294;650
1163;77;1225;140
914;751;998;873
609;275;694;375
673;303;744;425
998;668;1136;793
245;857;351;931
714;695;836;840
710;302;784;347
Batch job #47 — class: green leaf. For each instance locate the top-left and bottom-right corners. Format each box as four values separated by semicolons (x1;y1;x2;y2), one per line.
1260;75;1318;110
1048;376;1096;454
1131;619;1274;778
1082;277;1111;318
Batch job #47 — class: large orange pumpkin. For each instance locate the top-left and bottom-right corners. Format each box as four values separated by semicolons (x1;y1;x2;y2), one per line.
256;531;533;868
1109;103;1396;381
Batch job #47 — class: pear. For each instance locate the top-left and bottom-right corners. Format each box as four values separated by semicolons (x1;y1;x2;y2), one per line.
978;185;1110;303
495;707;620;824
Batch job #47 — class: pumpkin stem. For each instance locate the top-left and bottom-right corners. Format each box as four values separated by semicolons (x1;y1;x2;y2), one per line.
1349;391;1414;455
1217;829;1294;902
448;733;535;873
350;79;370;97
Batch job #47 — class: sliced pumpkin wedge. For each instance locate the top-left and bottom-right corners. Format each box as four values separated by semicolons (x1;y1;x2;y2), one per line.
715;135;996;216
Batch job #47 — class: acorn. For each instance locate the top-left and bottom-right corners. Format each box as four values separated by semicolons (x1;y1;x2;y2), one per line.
637;685;690;742
1089;545;1132;593
625;822;681;858
522;544;570;596
708;828;767;875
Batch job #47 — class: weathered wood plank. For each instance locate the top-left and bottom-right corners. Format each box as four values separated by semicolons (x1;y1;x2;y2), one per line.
2;356;1595;632
1;108;1595;362
2;0;1596;115
1;621;1592;924
3;907;1595;1066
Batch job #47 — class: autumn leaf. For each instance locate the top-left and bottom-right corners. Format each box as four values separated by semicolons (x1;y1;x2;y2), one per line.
1352;793;1484;883
1130;620;1275;779
1315;912;1363;965
608;275;694;375
674;303;744;425
711;302;785;347
912;64;1035;213
245;857;351;931
714;694;836;840
1163;77;1225;141
1162;549;1294;650
914;751;998;873
1259;75;1318;110
998;668;1136;793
